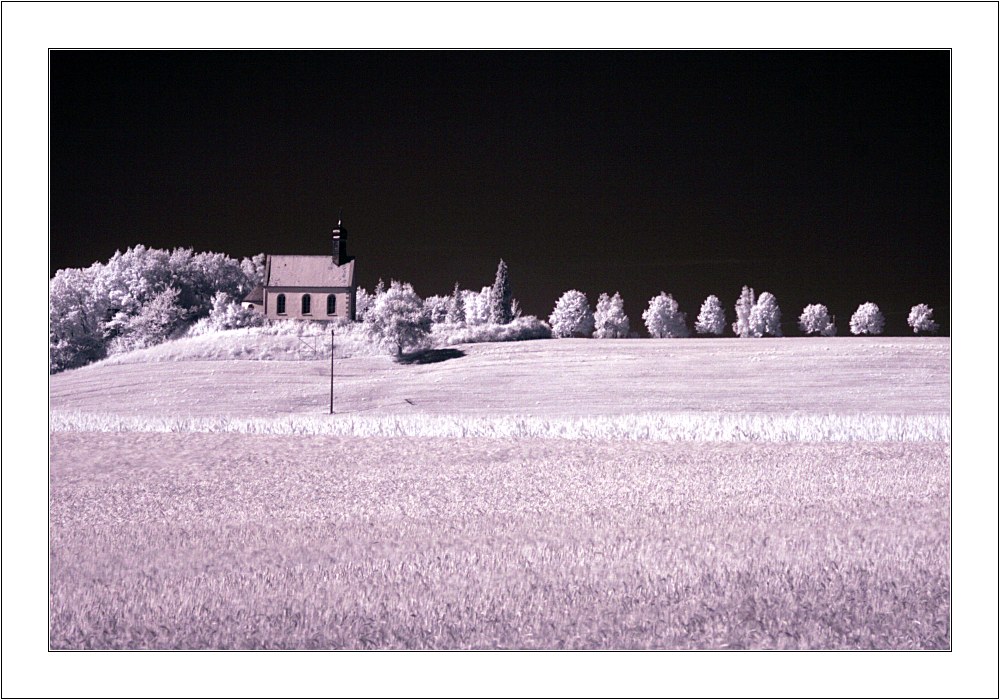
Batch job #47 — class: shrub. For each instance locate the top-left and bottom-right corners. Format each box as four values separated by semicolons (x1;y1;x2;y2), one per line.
549;290;595;338
850;302;885;336
907;304;939;334
593;292;630;339
642;292;689;338
189;292;267;335
798;304;837;336
431;316;551;345
695;295;726;336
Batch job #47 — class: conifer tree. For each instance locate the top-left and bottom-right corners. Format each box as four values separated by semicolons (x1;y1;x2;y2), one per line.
489;259;513;324
733;286;756;338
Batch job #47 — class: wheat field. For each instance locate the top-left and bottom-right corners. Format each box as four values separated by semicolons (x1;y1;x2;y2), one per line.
49;433;949;649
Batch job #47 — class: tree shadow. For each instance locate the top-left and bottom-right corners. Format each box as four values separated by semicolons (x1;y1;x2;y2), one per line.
395;348;466;365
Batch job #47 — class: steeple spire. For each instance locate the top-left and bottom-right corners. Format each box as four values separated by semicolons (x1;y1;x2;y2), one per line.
332;213;349;265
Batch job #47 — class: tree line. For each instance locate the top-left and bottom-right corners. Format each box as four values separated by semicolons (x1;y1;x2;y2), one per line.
545;286;939;339
50;248;942;372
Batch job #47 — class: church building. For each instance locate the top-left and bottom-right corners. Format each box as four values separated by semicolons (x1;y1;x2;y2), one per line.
242;220;357;321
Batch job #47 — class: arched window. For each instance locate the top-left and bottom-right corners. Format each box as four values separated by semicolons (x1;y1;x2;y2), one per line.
276;294;286;314
327;294;337;316
301;294;311;315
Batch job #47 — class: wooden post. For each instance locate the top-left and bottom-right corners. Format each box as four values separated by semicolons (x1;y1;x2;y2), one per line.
330;325;334;416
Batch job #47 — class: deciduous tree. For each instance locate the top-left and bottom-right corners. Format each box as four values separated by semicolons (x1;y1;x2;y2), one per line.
850;302;885;335
695;295;726;336
643;292;689;338
593;292;630;338
549;290;595;338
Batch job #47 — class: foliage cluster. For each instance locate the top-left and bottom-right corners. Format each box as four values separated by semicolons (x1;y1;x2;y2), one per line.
50;245;264;372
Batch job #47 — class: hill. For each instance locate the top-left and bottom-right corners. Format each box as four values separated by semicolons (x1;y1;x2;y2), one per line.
50;336;950;420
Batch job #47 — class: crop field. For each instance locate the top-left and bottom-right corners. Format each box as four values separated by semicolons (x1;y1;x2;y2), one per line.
49;433;949;649
48;337;950;649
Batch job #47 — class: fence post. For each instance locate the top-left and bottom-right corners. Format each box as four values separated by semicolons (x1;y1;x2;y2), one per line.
330;324;334;416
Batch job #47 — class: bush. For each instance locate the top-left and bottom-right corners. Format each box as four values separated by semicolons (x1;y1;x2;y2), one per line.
549;290;595;338
695;295;726;336
593;292;630;339
642;292;689;338
850;302;885;335
431;316;551;345
798;304;836;336
907;304;940;334
189;292;267;335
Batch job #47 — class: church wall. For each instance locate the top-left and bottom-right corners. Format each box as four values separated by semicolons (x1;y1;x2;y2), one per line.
264;288;354;321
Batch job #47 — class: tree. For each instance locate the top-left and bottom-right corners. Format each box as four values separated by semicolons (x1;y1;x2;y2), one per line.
422;295;451;324
907;304;939;334
354;287;372;322
510;298;522;320
49;264;111;372
240;253;267;288
593;292;630;338
355;279;384;322
363;281;431;356
105;286;189;355
445;282;466;325
49;244;262;372
850;302;885;335
463;286;493;326
489;259;513;324
549;290;595;338
732;286;756;338
695;295;726;336
642;292;689;338
748;291;782;337
798;304;836;336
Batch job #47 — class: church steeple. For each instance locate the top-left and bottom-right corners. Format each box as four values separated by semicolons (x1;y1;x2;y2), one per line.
332;213;349;265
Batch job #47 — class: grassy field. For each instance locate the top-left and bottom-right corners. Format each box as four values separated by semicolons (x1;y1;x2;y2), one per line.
50;336;950;418
50;433;949;650
48;336;951;649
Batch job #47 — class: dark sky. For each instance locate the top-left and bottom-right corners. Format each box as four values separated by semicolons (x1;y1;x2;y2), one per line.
50;50;950;334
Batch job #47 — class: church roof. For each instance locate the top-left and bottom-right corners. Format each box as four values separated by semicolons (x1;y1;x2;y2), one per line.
242;284;264;304
264;255;355;288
